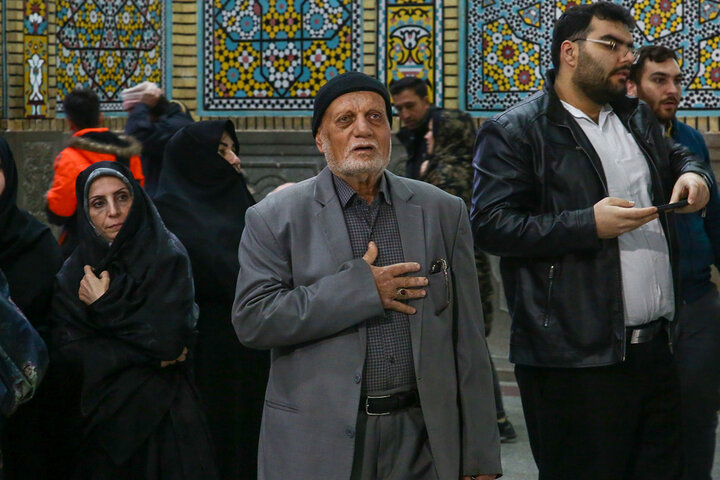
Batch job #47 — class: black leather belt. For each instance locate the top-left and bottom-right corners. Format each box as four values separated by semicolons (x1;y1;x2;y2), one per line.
626;318;666;345
360;390;420;416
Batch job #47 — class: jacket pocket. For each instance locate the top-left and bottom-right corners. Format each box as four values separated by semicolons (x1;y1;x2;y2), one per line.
427;270;451;315
265;398;299;414
543;264;556;328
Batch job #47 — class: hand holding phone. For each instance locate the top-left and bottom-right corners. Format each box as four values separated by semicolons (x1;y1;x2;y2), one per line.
656;199;689;213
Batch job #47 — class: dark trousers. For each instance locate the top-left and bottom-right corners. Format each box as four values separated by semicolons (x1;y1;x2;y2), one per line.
350;407;438;480
515;332;682;480
673;289;720;480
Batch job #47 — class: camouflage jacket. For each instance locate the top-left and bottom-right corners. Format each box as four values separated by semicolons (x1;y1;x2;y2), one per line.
420;109;494;331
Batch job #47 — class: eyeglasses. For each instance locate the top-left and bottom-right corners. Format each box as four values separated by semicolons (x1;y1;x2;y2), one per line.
575;38;637;58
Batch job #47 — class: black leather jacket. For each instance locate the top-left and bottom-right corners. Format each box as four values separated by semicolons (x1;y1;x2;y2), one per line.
471;71;711;368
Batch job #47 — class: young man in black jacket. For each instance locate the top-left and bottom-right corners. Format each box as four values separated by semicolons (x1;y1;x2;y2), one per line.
390;77;433;179
472;3;711;479
629;45;720;480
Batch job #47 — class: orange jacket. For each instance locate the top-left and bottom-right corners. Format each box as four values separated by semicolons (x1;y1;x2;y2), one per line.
47;128;145;219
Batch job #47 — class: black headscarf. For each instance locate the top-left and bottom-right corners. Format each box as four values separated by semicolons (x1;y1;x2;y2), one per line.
51;161;198;464
0;138;62;329
154;120;256;304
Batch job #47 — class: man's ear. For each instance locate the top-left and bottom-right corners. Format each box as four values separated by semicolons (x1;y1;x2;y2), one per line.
67;119;78;133
98;112;104;125
626;80;638;97
561;40;578;69
315;130;325;153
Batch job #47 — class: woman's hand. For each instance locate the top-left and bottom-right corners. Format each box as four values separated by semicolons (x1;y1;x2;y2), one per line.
161;347;188;368
78;265;110;305
419;159;430;177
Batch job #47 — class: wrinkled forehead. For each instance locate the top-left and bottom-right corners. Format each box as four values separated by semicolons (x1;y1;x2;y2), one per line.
325;90;388;117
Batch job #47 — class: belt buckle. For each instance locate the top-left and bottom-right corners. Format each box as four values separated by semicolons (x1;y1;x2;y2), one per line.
365;394;392;416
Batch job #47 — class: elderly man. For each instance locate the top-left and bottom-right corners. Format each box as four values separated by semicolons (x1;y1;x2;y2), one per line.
472;3;711;479
233;72;501;480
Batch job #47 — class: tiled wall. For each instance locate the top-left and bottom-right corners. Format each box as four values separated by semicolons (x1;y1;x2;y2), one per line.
1;1;719;132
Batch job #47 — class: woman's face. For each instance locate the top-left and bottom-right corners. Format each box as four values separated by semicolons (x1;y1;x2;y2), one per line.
87;176;133;241
218;131;242;172
424;119;434;155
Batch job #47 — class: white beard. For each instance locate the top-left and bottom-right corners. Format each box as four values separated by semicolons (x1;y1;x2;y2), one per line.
320;134;391;178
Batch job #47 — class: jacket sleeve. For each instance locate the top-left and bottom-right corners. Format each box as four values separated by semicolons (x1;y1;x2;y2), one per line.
46;150;83;219
471;119;601;258
129;154;145;187
232;206;385;349
704;179;720;269
450;199;502;476
124;104;156;141
665;138;713;189
125;104;181;165
691;134;720;267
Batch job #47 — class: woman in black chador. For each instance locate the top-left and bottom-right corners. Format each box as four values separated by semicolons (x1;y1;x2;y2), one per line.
0;137;62;333
154;120;268;480
51;161;218;479
0;137;64;478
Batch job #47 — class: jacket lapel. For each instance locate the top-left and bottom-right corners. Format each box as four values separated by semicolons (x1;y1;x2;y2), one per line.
387;172;426;371
313;167;366;355
313;167;354;265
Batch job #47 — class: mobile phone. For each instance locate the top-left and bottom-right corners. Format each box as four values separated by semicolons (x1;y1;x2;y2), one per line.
656;199;689;212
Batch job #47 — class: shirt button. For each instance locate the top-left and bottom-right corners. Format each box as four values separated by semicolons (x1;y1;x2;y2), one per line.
354;374;362;384
388;355;395;364
345;428;355;438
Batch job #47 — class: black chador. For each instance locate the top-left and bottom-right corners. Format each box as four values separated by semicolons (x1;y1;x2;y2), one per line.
155;121;268;480
0;138;63;480
51;161;217;479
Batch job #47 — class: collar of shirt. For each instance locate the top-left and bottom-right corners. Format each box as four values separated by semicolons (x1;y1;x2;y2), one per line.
332;172;392;208
560;101;614;129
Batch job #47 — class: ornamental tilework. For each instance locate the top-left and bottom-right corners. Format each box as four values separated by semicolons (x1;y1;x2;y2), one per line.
700;0;720;23
633;0;683;40
464;0;720;114
378;0;443;105
24;0;49;118
56;1;166;112
202;0;363;112
482;19;542;93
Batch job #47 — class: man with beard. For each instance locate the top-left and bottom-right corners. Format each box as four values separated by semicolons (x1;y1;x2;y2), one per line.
390;76;433;179
471;3;712;479
629;46;720;480
233;72;501;480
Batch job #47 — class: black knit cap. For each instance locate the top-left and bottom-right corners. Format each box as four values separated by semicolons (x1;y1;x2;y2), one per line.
312;72;393;137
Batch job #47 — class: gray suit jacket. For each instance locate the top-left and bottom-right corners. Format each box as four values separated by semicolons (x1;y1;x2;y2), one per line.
233;167;501;479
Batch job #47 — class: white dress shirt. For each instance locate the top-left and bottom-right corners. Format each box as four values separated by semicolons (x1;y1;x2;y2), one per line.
561;101;674;326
